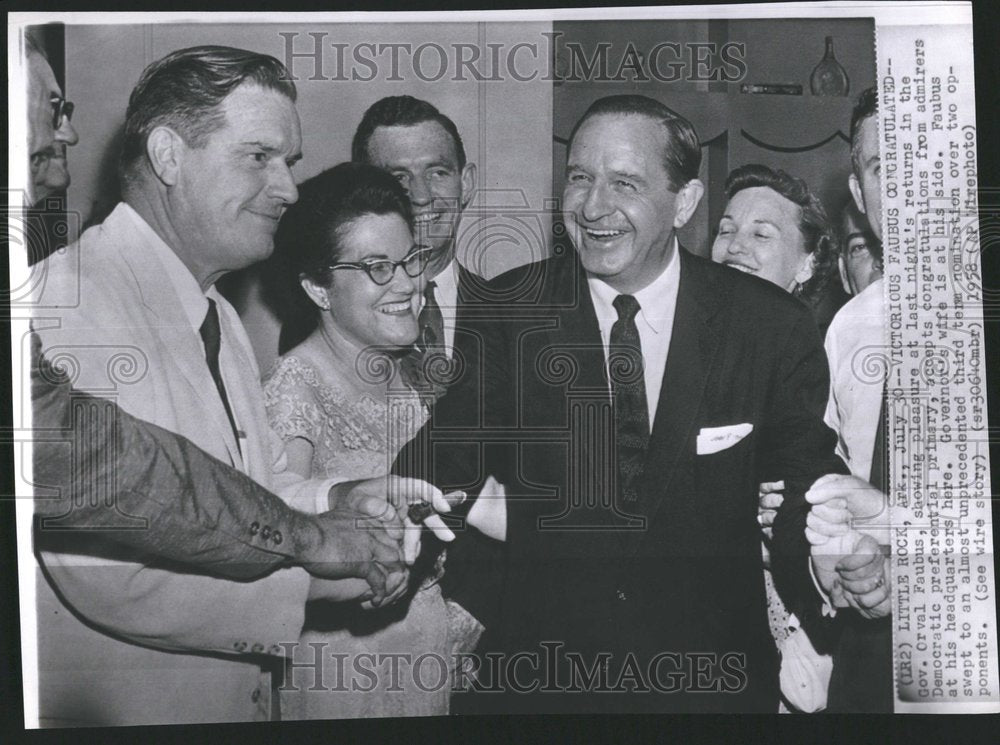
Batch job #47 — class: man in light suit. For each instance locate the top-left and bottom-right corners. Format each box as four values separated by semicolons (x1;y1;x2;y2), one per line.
397;94;851;713
31;46;434;727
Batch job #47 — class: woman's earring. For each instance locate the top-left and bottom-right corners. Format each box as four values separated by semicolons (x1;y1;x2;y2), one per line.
319;295;330;311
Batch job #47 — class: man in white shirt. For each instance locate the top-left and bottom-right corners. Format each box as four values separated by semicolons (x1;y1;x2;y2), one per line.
32;45;439;727
808;85;893;713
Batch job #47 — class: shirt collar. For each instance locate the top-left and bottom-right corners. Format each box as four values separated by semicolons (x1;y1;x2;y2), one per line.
429;256;460;309
587;237;681;335
120;203;210;331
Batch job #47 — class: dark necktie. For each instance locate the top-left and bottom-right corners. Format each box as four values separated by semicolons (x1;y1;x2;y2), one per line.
610;294;650;503
418;280;445;353
869;384;888;492
199;298;241;453
401;281;448;405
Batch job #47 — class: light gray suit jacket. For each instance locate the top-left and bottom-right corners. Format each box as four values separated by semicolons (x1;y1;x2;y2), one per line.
32;203;330;726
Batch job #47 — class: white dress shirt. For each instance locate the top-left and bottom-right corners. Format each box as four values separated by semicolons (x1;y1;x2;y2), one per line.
586;240;681;427
823;278;885;480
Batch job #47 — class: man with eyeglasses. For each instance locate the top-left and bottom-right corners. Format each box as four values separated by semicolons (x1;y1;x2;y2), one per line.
23;32;78;265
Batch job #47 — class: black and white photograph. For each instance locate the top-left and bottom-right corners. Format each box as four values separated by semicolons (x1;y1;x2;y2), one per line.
6;2;998;732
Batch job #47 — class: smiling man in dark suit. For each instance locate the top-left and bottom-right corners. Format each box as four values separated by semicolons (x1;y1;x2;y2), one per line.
397;94;848;713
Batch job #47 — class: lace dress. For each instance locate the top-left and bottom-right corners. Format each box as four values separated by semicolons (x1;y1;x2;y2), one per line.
264;354;481;719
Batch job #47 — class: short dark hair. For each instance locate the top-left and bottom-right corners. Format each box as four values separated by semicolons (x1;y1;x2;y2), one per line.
275;162;412;289
724;163;836;302
850;86;878;175
352;95;466;168
120;46;296;184
567;94;701;192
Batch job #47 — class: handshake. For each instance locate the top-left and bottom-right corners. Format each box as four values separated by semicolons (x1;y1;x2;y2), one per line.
759;474;891;620
297;476;462;609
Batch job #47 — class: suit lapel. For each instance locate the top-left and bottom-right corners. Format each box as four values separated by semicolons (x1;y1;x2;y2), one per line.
628;249;726;553
115;222;242;467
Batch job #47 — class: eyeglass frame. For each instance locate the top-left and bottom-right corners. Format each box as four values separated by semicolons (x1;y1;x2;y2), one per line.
50;94;75;130
327;244;437;286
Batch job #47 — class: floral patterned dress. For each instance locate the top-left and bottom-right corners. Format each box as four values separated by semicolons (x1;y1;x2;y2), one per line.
264;354;481;719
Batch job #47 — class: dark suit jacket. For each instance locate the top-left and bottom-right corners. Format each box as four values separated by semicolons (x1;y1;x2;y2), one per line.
398;247;847;713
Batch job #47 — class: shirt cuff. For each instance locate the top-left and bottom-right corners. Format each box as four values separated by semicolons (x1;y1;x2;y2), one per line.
809;558;838;618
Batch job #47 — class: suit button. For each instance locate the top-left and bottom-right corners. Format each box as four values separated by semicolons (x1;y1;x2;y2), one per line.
272;530;283;546
251;643;264;653
616;589;628;601
251;688;261;703
269;644;283;656
233;641;247;652
249;521;260;536
261;525;272;540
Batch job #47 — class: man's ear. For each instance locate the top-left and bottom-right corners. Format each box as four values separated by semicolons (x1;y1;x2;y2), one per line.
848;173;866;215
460;162;477;209
146;126;185;187
300;276;330;311
673;179;705;229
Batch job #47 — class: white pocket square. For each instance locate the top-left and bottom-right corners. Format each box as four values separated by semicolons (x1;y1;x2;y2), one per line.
696;423;753;455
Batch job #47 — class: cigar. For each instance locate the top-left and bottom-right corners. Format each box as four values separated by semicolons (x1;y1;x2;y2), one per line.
407;491;466;523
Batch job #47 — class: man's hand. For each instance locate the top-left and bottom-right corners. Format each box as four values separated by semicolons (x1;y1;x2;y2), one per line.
296;509;409;608
836;534;891;620
806;474;889;544
329;476;458;564
809;529;891;619
758;480;784;540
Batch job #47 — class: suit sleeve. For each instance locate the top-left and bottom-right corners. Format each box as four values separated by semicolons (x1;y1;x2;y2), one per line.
32;338;300;578
764;307;850;603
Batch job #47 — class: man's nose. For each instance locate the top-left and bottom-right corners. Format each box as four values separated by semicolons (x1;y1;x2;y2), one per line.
407;175;432;207
55;117;79;146
270;162;298;205
581;182;612;222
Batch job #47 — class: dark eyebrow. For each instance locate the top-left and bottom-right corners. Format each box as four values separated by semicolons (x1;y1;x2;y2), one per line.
611;169;646;184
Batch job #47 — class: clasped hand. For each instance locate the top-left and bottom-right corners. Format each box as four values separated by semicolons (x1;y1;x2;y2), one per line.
304;476;458;608
806;474;891;619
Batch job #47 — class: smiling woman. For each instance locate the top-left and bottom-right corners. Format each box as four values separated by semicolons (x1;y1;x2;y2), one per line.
711;163;837;307
262;161;481;719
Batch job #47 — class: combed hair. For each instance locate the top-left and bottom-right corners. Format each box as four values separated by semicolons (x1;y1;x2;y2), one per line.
119;46;296;184
850;86;879;175
352;95;466;168
276;162;413;287
724;163;836;302
567;94;702;191
268;162;413;351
